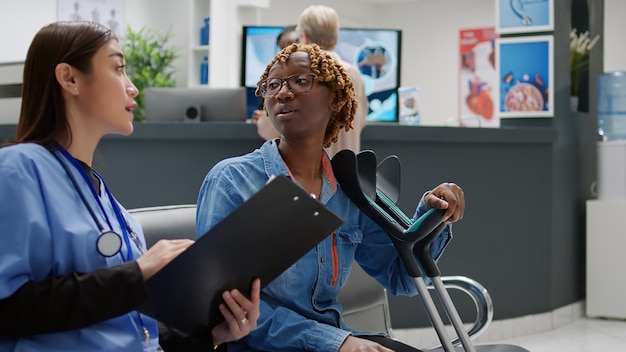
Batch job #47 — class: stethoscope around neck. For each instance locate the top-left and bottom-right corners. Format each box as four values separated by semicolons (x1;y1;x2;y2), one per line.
49;145;142;260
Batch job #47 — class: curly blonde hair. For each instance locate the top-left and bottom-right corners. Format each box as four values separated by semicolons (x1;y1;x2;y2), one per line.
255;43;357;148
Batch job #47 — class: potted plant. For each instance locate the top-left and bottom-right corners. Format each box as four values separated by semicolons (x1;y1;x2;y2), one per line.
123;26;180;122
570;28;600;111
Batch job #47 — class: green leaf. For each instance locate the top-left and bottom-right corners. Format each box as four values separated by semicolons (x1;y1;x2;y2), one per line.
123;25;180;122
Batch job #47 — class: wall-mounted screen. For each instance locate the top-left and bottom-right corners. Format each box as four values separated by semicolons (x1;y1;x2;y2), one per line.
241;26;402;122
241;26;284;118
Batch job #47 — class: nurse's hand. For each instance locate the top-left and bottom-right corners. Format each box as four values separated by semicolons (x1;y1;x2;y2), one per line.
424;182;465;224
211;278;261;348
136;239;194;280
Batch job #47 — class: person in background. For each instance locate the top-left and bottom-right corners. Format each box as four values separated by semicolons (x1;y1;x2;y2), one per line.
276;24;300;50
0;21;260;352
297;4;368;157
252;25;299;141
196;43;465;352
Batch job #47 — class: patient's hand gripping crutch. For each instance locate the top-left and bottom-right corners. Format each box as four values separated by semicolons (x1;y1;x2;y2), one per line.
365;150;477;352
331;150;476;352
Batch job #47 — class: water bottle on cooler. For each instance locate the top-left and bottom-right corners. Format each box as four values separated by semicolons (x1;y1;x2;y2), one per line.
598;71;626;140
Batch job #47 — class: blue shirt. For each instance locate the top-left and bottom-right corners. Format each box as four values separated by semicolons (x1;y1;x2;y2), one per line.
196;140;452;351
0;143;159;351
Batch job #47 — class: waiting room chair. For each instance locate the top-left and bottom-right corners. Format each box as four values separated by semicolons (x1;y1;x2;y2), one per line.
129;204;197;247
337;261;494;349
129;204;493;350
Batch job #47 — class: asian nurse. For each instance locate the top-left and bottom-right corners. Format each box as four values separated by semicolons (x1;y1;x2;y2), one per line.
0;21;260;351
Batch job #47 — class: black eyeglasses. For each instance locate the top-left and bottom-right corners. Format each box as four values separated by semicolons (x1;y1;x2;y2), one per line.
258;73;321;98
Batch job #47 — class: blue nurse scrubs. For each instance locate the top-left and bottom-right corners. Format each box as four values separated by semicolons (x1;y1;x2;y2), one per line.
0;143;159;351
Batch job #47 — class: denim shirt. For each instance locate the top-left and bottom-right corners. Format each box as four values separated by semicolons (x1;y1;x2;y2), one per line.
196;140;452;352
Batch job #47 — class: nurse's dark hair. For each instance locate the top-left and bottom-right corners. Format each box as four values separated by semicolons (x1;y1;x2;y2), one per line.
255;43;357;148
7;21;116;146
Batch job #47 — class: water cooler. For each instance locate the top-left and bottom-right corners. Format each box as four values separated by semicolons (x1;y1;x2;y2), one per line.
595;72;626;199
586;71;626;320
596;140;626;200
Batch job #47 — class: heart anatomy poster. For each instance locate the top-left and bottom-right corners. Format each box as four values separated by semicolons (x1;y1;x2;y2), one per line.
458;27;499;128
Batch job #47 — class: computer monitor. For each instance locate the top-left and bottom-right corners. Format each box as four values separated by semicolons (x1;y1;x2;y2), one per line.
240;26;284;118
241;26;402;122
144;87;247;123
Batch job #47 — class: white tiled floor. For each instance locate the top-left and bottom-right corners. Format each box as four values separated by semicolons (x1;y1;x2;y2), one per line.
480;317;626;351
395;318;626;351
393;301;626;351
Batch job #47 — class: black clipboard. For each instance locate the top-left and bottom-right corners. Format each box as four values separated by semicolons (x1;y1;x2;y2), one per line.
138;175;343;335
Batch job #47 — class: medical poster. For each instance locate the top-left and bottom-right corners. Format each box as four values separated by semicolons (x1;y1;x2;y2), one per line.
495;0;553;34
458;27;498;128
398;86;421;126
495;35;553;118
57;0;125;36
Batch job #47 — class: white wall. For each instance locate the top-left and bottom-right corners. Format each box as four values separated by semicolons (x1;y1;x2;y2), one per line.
2;0;624;125
374;0;495;124
0;0;190;123
603;0;626;72
0;0;55;123
237;0;377;27
0;0;56;64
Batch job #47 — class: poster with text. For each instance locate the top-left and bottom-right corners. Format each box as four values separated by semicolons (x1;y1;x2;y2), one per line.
459;27;499;128
495;0;553;34
495;35;553;118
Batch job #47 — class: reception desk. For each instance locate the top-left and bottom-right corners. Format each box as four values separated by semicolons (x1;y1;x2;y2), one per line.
1;122;582;329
